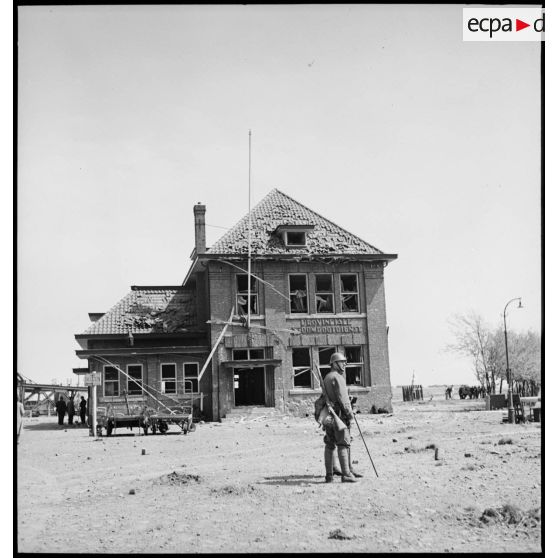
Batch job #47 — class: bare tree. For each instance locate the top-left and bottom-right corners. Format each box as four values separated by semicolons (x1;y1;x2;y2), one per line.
447;312;495;393
448;314;541;397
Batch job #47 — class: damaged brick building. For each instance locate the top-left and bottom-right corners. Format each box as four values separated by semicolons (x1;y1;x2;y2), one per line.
75;189;397;420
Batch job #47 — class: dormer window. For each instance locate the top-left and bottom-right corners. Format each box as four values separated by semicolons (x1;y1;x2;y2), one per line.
286;231;306;246
274;224;315;248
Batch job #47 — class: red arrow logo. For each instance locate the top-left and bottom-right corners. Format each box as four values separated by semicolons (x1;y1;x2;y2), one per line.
516;19;530;32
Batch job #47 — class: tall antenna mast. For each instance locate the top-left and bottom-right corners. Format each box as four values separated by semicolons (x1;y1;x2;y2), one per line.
247;130;252;329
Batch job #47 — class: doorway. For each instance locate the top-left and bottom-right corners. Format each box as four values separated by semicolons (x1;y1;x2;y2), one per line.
233;367;265;406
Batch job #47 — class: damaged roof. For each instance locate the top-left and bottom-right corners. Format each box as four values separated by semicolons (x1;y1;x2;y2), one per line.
80;287;198;335
207;188;386;256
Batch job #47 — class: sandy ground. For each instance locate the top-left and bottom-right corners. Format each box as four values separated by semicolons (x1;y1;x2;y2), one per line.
17;393;541;553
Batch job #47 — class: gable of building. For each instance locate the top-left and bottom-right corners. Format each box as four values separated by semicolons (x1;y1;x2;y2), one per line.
206;188;386;256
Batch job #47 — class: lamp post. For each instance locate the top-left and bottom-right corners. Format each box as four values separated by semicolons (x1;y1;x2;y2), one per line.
503;297;523;424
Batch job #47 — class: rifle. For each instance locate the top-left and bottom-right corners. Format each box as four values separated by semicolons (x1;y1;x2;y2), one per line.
311;364;347;431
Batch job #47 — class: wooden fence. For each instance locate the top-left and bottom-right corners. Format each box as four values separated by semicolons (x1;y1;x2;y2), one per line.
402;385;423;402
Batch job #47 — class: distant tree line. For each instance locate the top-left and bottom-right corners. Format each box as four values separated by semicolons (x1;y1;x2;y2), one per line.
447;312;540;397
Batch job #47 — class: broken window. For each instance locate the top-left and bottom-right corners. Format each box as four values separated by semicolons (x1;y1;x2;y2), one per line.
315;274;334;313
161;363;177;394
104;366;119;397
340;274;359;312
126;365;143;395
292;348;311;388
236;274;258;316
184;363;199;393
344;346;363;386
289;274;308;313
285;231;306;246
318;347;335;379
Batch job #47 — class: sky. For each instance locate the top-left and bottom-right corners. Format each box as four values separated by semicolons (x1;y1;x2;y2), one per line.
17;4;542;388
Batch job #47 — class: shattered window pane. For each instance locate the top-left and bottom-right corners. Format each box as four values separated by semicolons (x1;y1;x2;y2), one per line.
161;364;177;394
236;274;258;315
318;347;335;378
184;363;199;393
342;346;363;386
127;365;143;395
315;274;334;313
289;275;308;313
292;348;311;387
104;366;119;397
340;274;359;312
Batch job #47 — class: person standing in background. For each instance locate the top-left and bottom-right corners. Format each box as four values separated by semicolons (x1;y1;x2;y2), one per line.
17;394;25;443
67;397;76;426
55;396;67;426
79;396;87;426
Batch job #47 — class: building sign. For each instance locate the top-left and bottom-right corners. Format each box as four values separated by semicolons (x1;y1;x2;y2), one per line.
299;318;361;334
84;373;102;386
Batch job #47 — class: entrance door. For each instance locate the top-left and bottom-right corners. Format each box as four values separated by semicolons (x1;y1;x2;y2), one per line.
234;367;265;406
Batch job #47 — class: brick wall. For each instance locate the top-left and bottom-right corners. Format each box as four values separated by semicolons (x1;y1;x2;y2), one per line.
206;259;394;418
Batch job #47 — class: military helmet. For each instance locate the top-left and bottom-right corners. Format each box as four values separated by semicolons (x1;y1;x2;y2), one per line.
329;352;347;365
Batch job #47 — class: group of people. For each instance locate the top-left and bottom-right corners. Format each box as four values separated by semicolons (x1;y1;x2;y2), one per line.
55;396;87;426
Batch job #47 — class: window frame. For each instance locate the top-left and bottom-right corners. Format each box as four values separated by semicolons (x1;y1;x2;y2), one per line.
344;346;364;386
288;273;309;314
291;347;312;388
126;364;143;396
183;362;200;393
340;273;360;313
160;363;177;395
235;273;259;316
318;345;365;386
314;273;335;314
103;365;120;397
232;348;265;361
318;347;336;380
285;231;307;247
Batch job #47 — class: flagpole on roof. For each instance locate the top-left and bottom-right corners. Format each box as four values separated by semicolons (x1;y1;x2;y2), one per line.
247;130;252;329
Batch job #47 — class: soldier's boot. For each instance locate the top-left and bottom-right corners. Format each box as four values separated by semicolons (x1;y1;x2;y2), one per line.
348;447;363;478
324;446;335;483
338;446;358;483
332;453;343;476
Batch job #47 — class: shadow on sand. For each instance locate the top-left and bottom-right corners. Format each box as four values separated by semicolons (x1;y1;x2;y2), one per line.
23;422;88;431
258;474;324;487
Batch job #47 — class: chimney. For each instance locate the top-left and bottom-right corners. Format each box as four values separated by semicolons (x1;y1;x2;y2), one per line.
193;202;206;255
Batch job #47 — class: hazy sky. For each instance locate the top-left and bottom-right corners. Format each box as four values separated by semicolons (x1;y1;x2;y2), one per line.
18;4;541;387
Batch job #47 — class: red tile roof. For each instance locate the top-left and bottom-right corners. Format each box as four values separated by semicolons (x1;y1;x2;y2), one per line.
81;287;198;335
207;188;384;255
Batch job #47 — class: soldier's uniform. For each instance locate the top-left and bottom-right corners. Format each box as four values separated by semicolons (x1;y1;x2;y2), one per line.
322;352;362;483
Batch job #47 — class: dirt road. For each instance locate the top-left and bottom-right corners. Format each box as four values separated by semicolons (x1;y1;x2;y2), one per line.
17;397;541;553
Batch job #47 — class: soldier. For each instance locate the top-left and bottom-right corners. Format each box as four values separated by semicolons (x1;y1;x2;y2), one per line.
322;352;363;483
55;396;67;426
67;397;76;425
79;396;87;425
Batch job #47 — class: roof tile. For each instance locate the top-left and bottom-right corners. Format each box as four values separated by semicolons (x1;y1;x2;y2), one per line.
207;189;383;255
81;287;198;335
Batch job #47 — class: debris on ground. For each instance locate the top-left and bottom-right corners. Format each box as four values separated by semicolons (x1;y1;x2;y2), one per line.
479;504;540;527
155;472;201;486
328;529;354;540
211;484;259;496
